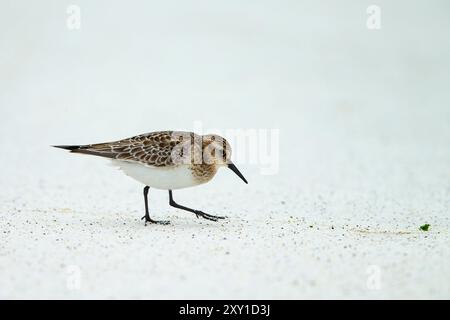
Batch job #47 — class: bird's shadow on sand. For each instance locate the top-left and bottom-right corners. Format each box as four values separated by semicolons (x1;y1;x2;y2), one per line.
95;210;231;231
46;207;245;232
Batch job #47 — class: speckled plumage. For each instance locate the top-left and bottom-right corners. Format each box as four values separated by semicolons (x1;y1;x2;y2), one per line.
67;131;195;167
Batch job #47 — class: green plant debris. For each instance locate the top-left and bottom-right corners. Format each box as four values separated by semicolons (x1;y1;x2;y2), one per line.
419;224;430;231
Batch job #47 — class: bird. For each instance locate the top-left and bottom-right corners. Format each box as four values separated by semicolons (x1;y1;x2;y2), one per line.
54;131;248;225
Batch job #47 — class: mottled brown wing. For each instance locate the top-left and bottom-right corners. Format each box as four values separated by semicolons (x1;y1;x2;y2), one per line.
71;131;200;167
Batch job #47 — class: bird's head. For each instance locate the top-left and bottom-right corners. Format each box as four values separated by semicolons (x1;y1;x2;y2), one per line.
202;134;248;184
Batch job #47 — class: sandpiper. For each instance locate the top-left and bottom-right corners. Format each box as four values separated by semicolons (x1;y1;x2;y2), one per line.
54;131;248;225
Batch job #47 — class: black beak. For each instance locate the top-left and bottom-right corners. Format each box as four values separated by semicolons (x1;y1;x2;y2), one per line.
227;163;248;184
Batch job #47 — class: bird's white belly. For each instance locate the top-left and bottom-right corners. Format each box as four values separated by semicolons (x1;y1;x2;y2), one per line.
111;160;200;190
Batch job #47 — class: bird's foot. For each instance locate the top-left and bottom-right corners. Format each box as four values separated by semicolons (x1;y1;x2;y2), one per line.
141;215;170;226
194;210;226;222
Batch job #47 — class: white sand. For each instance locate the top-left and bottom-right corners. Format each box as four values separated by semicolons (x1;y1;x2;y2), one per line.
0;1;449;299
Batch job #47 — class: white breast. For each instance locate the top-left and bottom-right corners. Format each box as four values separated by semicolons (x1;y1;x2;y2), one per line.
111;160;201;190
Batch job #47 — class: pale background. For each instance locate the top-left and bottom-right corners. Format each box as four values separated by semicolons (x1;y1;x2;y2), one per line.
0;0;449;299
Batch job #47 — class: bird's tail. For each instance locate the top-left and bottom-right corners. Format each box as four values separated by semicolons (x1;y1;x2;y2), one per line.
53;144;117;158
53;145;88;152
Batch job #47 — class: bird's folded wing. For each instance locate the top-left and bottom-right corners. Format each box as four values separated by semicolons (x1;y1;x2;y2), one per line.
71;131;199;167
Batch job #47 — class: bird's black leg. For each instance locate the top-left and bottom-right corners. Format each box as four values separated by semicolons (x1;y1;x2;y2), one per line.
141;186;170;225
168;190;225;222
